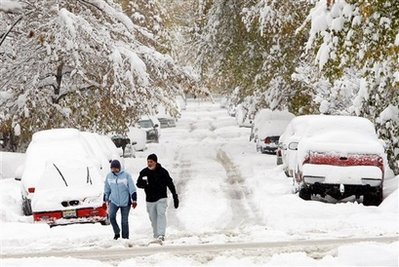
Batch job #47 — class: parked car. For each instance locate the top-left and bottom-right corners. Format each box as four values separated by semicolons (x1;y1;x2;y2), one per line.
157;115;176;128
127;126;147;151
235;104;254;128
17;128;108;224
31;157;107;226
250;109;295;154
136;116;160;143
176;95;187;111
292;115;385;206
110;135;135;158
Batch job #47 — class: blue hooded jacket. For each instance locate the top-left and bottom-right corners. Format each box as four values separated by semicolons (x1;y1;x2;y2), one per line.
104;170;137;207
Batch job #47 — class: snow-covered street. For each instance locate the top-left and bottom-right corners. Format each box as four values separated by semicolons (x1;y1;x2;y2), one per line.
1;99;398;266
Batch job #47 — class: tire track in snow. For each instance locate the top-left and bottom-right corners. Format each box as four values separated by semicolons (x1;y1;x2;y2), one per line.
216;149;263;229
167;148;191;231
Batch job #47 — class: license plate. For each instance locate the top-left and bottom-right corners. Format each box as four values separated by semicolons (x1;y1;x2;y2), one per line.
63;209;76;218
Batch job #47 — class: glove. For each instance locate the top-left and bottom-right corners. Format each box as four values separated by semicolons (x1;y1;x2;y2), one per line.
132;201;137;209
173;194;179;209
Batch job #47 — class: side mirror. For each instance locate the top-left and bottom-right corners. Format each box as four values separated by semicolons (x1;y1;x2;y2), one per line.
132;141;137;145
14;164;24;181
154;124;159;128
288;142;298;150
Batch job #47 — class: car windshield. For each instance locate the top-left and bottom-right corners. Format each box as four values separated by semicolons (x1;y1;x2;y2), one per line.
36;159;96;191
138;120;153;128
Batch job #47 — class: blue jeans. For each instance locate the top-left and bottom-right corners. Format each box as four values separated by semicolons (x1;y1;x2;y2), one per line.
108;202;131;239
146;198;168;238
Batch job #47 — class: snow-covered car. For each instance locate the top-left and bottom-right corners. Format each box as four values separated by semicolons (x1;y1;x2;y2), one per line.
31;157;107;226
235;104;254;128
250;109;295;154
293;116;385;206
128;126;147;151
176;95;187;111
18;129;104;216
136;116;160;143
110;135;135;158
157;115;176;128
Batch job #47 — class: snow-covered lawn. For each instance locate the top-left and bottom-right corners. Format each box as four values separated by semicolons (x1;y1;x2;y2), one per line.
1;99;398;266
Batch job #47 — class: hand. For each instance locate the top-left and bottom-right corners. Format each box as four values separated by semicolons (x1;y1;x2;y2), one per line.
173;194;179;209
132;201;137;209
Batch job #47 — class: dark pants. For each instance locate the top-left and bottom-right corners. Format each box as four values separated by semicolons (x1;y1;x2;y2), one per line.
108;202;131;239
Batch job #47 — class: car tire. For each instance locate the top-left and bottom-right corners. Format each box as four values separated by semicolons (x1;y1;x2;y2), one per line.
22;197;32;216
363;186;383;206
100;220;110;226
299;187;311;201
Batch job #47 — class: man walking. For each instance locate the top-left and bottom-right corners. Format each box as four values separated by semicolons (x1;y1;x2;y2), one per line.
104;160;137;240
136;154;179;242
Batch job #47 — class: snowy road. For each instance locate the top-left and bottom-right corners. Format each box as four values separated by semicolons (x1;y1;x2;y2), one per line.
2;236;398;262
1;99;398;266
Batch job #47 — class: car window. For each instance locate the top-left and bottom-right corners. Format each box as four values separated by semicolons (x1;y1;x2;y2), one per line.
138;120;153;128
36;159;98;191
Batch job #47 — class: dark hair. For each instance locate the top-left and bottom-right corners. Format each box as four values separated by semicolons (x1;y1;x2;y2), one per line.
147;153;158;162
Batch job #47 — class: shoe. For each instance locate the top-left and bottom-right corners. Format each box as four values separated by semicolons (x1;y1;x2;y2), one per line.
113;233;120;240
157;235;165;242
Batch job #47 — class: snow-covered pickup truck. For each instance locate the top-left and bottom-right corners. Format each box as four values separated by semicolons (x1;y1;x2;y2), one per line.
293;116;385;206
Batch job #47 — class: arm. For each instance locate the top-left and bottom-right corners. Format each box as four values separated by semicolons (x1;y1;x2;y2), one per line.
164;169;179;208
127;173;137;201
136;170;148;188
164;169;177;196
103;174;111;202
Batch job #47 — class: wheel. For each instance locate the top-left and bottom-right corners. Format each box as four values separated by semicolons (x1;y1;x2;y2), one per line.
363;187;383;206
22;197;32;216
100;220;110;225
299;187;311;200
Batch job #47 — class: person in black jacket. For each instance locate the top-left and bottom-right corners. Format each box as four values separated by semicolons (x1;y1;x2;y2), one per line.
136;154;179;242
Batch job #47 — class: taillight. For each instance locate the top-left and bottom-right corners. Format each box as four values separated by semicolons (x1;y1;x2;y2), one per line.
102;202;107;209
264;137;271;144
28;187;35;193
377;156;384;174
277;149;282;157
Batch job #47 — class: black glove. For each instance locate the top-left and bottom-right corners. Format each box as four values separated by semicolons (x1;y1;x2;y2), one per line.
173;194;179;209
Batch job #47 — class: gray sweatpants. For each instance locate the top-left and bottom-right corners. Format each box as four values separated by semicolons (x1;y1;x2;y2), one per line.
146;198;168;238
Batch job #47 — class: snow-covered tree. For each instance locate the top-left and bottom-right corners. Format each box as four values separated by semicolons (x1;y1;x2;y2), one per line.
0;0;199;151
297;0;399;173
191;0;312;114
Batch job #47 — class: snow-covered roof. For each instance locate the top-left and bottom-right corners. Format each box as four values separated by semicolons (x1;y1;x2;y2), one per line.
253;109;295;137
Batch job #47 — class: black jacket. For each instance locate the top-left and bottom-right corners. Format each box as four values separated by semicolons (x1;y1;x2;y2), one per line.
136;163;177;202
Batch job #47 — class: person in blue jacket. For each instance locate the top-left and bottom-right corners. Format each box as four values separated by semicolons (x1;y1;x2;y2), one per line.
103;160;137;240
